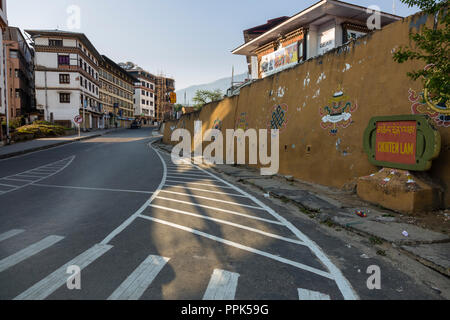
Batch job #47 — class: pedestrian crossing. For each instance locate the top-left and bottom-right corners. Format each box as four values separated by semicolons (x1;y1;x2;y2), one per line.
0;228;333;300
0;156;75;196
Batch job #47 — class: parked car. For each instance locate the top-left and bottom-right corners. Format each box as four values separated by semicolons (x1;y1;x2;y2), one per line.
130;121;142;129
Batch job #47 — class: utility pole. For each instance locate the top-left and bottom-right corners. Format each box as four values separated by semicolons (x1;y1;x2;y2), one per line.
393;0;396;14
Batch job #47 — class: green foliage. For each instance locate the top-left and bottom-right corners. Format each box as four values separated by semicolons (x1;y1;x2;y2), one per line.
193;89;223;110
393;1;449;104
1;118;22;129
173;104;184;112
16;124;68;138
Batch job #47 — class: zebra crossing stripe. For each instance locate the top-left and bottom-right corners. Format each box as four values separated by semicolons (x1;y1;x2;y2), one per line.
203;269;240;300
0;235;64;273
298;288;331;300
14;244;112;300
0;229;25;242
108;255;170;300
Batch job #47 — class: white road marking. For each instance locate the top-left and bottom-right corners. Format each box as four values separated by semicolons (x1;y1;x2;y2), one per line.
159;190;265;210
33;184;154;194
181;159;360;300
0;229;25;242
23;172;50;176
108;255;170;300
166;175;216;182
0;236;64;273
0;156;76;197
2;178;33;182
148;204;305;246
137;215;332;279
298;288;331;300
14;175;41;179
155;196;283;225
100;139;166;245
167;172;212;178
165;179;234;189
14;244;113;300
203;269;240;300
164;184;247;198
0;183;17;187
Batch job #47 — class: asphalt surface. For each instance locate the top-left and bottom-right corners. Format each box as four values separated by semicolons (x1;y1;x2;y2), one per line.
0;127;442;300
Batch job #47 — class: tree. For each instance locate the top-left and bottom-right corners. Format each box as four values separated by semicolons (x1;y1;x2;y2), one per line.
393;0;449;112
173;104;183;112
192;89;223;110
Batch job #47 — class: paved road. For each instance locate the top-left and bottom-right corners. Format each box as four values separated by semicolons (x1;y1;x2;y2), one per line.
0;128;440;300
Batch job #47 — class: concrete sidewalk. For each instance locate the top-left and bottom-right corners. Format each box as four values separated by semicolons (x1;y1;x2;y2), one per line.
156;140;450;277
0;128;123;159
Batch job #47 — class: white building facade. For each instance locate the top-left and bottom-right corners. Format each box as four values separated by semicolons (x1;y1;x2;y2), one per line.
25;30;103;129
127;69;156;119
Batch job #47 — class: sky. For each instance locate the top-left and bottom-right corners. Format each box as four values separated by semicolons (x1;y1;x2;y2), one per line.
7;0;421;90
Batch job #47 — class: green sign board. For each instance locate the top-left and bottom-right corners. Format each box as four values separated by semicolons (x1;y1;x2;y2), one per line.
363;115;441;171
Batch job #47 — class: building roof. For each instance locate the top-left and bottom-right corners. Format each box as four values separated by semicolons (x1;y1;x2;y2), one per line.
243;16;290;42
24;29;103;60
101;55;139;83
232;0;403;56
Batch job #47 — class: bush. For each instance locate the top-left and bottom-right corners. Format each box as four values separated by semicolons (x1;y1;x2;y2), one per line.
15;124;68;139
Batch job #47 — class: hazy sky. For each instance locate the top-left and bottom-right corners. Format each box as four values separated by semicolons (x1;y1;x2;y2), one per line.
8;0;420;90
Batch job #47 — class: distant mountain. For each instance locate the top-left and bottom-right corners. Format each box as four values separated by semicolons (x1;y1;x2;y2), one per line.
176;72;248;105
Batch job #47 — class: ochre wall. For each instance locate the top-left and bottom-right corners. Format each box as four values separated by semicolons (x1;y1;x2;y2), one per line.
163;13;450;208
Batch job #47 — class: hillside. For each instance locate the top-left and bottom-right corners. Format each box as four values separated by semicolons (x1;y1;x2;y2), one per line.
176;73;248;105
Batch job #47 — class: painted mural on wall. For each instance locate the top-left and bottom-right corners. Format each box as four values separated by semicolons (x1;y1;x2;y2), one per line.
236;112;249;131
213;119;223;131
267;104;289;133
320;89;358;136
409;88;450;128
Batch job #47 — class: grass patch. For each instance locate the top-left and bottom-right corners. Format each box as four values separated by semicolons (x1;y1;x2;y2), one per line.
376;250;387;256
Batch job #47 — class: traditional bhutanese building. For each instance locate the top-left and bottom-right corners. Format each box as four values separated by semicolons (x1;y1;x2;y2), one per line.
25;29;103;129
232;0;401;79
99;55;137;128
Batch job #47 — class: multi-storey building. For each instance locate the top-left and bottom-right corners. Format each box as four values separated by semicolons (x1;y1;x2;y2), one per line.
127;69;156;121
4;26;36;122
0;0;8;142
99;55;137;128
155;75;175;122
25;30;103;129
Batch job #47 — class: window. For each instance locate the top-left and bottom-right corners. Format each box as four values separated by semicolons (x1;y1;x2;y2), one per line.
58;55;70;66
15;69;19;78
15;89;20;98
10;50;18;59
49;39;63;47
60;93;70;103
59;74;70;84
142;99;145;105
80;76;83;86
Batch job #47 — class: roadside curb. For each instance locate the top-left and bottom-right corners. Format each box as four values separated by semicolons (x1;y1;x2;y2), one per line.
0;129;122;160
154;139;450;278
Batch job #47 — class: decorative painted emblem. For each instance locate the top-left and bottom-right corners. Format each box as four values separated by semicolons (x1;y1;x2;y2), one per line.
236;112;249;131
409;88;450;128
213;119;223;131
320;89;358;136
267;104;288;133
